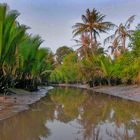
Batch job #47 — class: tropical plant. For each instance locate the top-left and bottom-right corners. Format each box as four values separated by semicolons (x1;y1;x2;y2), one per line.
0;3;28;74
55;46;73;64
99;56;114;85
0;3;54;91
104;15;135;55
74;33;90;58
73;8;115;53
50;52;83;83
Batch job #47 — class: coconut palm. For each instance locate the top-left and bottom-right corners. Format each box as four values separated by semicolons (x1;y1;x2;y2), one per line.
104;15;135;54
74;33;91;58
72;8;115;53
74;34;106;59
108;37;123;58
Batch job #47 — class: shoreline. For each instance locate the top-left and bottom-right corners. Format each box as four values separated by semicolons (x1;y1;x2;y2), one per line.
1;84;140;121
0;86;53;121
53;84;140;103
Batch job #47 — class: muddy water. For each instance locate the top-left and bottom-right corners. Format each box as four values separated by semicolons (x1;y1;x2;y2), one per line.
0;87;140;140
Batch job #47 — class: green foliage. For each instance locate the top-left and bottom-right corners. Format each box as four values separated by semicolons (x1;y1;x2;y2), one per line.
111;25;140;84
50;52;82;83
51;28;140;85
72;8;115;41
112;53;135;82
0;4;54;91
55;46;74;64
1;3;140;88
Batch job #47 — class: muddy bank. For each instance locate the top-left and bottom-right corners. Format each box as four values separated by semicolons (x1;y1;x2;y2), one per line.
53;84;140;103
0;86;53;121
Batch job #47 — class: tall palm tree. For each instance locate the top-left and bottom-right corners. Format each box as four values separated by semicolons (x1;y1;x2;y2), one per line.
74;34;106;59
72;8;115;52
104;15;135;54
74;33;90;58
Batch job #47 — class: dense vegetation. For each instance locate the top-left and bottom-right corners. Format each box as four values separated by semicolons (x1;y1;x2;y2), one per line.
50;9;140;87
0;4;54;92
1;3;140;92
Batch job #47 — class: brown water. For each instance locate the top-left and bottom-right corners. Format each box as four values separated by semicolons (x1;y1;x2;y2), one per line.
0;87;140;140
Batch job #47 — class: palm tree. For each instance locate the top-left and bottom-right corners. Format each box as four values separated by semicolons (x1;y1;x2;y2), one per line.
18;35;43;78
104;15;135;54
99;56;113;86
0;3;29;91
0;3;28;74
74;33;90;58
15;35;54;90
108;37;123;58
72;8;115;52
74;34;106;60
91;41;107;55
0;3;54;91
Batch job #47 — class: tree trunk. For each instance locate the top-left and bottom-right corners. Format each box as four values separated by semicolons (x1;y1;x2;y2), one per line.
90;31;93;47
122;36;126;53
84;46;88;58
107;77;111;86
99;77;102;86
90;31;94;54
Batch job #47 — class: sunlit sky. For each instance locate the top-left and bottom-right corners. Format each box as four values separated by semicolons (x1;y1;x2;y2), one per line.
1;0;140;52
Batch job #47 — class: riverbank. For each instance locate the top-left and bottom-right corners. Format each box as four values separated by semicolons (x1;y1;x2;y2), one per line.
0;86;53;121
53;84;140;103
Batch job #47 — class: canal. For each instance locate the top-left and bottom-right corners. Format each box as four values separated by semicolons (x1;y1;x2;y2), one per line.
0;87;140;140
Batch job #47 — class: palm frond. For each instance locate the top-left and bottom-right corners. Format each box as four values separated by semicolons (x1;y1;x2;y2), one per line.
104;34;115;45
82;15;88;23
125;15;136;29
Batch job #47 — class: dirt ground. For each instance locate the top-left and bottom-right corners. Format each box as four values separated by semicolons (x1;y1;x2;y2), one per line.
0;87;51;121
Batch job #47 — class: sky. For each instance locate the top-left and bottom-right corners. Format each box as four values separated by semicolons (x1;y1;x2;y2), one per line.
0;0;140;52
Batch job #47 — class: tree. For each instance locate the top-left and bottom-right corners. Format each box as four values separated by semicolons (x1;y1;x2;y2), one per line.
73;8;115;52
50;52;83;83
74;33;90;58
55;46;73;64
108;37;123;58
0;3;28;74
104;15;135;54
0;3;54;91
99;56;113;86
0;3;29;91
128;25;140;83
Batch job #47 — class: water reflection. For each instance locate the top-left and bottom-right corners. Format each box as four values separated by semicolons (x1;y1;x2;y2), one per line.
0;87;140;140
